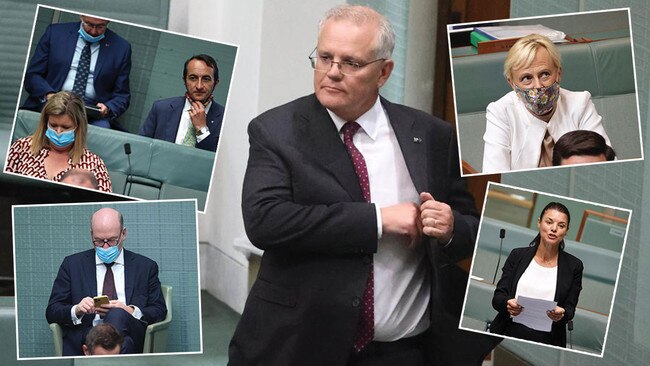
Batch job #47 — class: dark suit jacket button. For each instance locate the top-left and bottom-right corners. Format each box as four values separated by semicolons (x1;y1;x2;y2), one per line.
352;297;361;307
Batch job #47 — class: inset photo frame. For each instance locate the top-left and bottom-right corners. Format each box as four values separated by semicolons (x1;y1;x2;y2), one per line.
448;8;642;176
12;199;202;360
3;5;239;212
460;182;630;357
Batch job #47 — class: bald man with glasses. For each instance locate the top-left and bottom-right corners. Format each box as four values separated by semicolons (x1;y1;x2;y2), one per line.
45;208;166;356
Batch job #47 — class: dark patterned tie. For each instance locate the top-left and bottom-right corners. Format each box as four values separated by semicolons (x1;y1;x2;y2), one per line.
72;41;91;99
341;122;374;352
102;262;117;300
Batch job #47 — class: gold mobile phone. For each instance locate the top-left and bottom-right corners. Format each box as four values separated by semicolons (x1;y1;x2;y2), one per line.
93;295;109;307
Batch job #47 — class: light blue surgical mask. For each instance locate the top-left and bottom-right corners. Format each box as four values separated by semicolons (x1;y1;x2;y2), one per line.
79;24;105;43
45;127;75;148
96;245;120;264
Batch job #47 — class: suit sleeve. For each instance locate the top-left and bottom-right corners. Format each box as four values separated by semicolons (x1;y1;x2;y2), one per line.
196;103;223;152
560;257;583;323
139;260;167;324
24;25;57;101
103;42;132;119
242;117;378;255
492;249;518;315
45;256;77;326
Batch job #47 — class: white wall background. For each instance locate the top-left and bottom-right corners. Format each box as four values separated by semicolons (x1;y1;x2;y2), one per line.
168;0;437;313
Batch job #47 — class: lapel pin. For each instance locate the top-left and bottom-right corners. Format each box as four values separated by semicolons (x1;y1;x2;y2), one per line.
413;137;422;143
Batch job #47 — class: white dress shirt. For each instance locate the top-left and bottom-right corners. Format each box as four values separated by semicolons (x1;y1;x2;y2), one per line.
70;249;143;326
174;98;212;144
61;36;99;101
327;97;430;342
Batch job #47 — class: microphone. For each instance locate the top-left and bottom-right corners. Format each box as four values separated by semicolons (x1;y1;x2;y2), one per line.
123;143;132;196
492;229;506;284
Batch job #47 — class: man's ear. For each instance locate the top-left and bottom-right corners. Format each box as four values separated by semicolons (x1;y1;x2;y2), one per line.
377;59;394;88
82;344;90;355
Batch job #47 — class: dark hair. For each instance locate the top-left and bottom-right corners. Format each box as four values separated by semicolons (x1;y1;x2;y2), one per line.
530;201;571;250
183;54;219;81
84;323;124;354
552;130;616;165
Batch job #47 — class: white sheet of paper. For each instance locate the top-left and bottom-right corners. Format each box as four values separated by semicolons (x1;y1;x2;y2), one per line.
511;295;557;332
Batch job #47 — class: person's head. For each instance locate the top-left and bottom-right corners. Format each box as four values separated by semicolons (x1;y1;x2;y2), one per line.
79;15;110;38
531;202;571;250
312;5;395;122
31;91;88;164
504;34;563;118
552;130;616;166
91;208;126;263
60;169;99;190
183;54;219;104
82;323;123;355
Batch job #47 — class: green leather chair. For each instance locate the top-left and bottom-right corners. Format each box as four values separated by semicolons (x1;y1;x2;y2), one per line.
49;285;172;355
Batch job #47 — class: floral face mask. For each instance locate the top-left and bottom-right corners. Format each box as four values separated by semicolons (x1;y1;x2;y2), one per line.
514;82;560;116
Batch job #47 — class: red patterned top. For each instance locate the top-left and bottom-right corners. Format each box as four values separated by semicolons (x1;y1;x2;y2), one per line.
6;137;112;192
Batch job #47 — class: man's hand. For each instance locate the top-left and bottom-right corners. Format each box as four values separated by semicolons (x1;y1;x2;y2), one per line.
75;297;96;318
420;192;454;243
95;300;134;316
380;202;422;248
188;100;208;130
507;298;523;317
547;306;565;322
96;102;110;117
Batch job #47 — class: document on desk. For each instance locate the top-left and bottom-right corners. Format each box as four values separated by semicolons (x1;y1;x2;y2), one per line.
512;295;557;332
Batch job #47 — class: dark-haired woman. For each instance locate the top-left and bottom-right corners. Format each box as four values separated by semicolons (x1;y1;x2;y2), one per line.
490;202;583;347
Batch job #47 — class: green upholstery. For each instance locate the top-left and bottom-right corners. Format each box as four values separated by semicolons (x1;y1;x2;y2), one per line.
479;217;620;284
143;285;173;354
49;285;172;356
453;37;640;171
11;110;213;210
463;279;607;354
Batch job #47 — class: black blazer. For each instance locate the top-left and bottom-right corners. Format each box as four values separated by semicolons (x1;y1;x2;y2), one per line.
490;245;584;347
45;249;167;355
229;94;496;365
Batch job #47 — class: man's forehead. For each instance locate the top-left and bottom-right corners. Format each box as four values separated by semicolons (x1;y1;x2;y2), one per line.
81;16;109;25
187;60;215;76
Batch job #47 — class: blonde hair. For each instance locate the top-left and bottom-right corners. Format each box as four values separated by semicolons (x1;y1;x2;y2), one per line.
503;34;562;81
31;91;88;165
318;4;395;59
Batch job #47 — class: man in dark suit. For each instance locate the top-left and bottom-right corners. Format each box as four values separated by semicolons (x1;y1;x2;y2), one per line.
139;54;224;152
45;207;167;356
22;15;131;129
229;5;496;365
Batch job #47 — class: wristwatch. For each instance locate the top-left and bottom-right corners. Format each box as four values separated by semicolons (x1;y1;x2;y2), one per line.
196;126;209;136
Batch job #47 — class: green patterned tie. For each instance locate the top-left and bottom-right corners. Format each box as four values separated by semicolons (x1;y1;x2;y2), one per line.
182;124;197;146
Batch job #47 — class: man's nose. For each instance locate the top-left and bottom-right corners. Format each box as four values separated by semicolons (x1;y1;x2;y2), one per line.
326;61;343;79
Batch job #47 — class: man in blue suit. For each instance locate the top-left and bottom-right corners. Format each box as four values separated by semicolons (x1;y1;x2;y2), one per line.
45;208;167;356
22;15;131;129
139;54;224;152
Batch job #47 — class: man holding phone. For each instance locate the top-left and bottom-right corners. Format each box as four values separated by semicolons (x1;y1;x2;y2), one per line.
139;54;225;152
45;207;167;356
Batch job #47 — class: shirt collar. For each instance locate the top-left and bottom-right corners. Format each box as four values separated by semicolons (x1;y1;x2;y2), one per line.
95;247;125;265
326;96;384;141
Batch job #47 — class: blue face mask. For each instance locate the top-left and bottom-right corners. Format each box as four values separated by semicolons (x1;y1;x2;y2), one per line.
45;127;75;148
96;245;120;264
79;24;105;43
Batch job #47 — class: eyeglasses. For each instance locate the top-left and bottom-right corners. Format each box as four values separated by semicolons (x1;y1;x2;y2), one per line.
308;48;385;76
92;230;122;247
82;20;108;31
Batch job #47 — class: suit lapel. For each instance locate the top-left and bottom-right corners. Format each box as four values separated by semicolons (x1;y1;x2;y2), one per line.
298;95;364;201
382;98;429;194
168;97;185;140
82;249;97;296
124;250;134;304
94;29;113;78
62;25;80;77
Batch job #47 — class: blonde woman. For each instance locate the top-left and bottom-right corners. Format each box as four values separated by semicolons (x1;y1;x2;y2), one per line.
6;91;112;192
482;34;611;173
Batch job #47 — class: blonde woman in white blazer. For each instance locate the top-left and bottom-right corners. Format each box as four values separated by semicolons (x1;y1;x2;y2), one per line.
482;34;611;173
